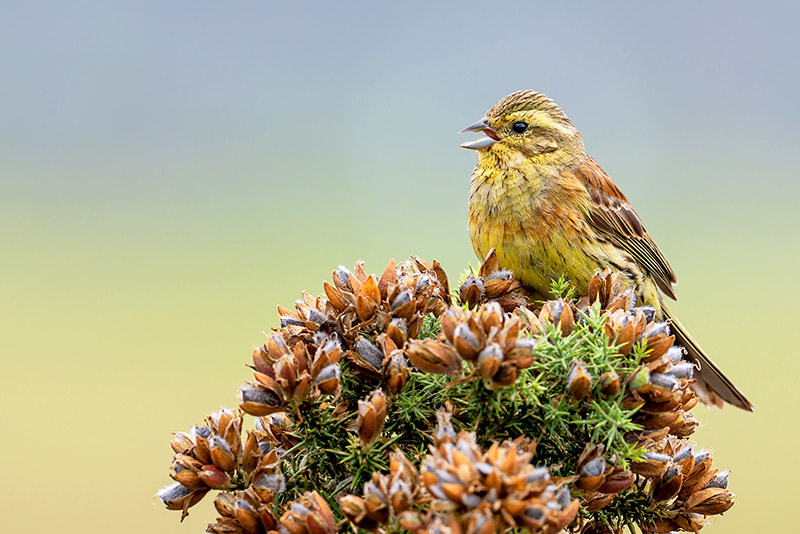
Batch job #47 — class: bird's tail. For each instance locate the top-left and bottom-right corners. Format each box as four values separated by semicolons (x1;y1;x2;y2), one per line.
660;303;754;411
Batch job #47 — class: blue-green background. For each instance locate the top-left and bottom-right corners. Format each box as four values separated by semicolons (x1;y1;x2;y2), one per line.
2;2;797;533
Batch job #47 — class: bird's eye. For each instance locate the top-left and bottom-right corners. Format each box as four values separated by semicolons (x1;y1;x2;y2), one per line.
511;121;528;134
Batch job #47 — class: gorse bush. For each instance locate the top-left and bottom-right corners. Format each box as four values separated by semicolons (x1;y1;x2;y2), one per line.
158;251;735;534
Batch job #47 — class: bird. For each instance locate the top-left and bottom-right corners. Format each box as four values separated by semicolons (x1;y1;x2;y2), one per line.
459;89;752;411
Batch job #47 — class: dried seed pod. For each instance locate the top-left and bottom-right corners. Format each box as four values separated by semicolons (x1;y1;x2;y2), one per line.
209;434;237;472
351;337;386;377
279;491;337;534
169;455;205;490
341;494;382;531
652;465;683;501
639;322;675;362
672;444;695;475
255;413;297;451
639;410;681;430
540;299;565;326
484;270;517;298
252;449;285;495
583;492;616;512
459;275;485;308
516;306;545;335
478;300;504;331
642;517;680;534
356;389;388;446
384;352;410;396
157;482;208;515
705;470;729;489
584;267;632;312
375;258;397;297
576;456;607;491
568;360;592;400
333;265;353;291
452;322;482;362
478;249;500;277
604;309;645;356
682;465;718;498
683;487;735;515
240;431;260;474
672;512;709;532
558;302;575;334
598;371;621;397
313;364;341;395
212;492;236;518
631;451;671;478
466;510;497;534
670;412;699;437
356;275;381;321
406;339;461;376
323;280;350;312
597;469;635;494
397;511;426;531
198;464;230;489
456;249;527;310
477;343;504;381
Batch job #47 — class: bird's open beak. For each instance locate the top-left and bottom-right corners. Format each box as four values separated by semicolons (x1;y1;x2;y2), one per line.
459;117;499;150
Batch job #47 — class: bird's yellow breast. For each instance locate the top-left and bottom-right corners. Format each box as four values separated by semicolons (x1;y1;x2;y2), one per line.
467;145;636;299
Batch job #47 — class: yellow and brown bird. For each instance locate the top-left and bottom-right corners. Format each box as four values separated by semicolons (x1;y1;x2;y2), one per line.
460;90;752;411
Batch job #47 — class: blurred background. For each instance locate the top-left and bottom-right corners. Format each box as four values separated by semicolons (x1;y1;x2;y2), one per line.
2;1;797;532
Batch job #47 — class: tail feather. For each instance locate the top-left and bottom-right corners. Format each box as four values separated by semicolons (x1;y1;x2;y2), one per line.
661;304;754;412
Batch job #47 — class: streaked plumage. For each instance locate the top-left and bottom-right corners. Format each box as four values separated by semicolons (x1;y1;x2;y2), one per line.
461;90;752;411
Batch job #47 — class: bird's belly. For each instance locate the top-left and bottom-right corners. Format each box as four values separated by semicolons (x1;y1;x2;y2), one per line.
474;223;595;296
469;209;638;299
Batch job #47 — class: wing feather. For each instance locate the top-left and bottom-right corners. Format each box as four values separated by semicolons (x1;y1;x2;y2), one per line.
573;158;678;300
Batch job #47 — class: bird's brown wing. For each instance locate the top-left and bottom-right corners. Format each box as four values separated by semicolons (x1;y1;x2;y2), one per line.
568;162;753;411
571;158;678;300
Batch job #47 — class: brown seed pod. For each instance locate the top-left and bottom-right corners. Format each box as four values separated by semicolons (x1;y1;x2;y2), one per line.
598;371;621;397
356;389;388;447
405;339;461;376
568;360;592;401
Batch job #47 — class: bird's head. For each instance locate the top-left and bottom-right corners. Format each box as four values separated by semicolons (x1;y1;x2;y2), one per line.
459;90;585;162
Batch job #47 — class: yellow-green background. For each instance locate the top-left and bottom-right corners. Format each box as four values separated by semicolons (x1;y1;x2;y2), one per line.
2;2;797;533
